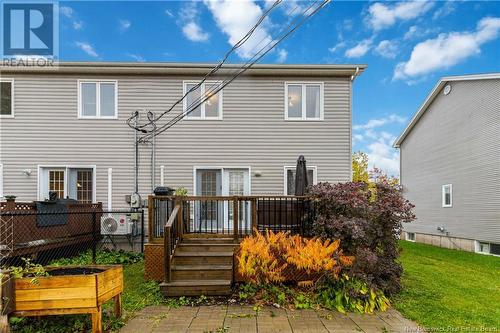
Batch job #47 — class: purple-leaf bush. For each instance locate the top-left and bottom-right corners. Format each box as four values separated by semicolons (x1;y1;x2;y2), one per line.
309;181;415;295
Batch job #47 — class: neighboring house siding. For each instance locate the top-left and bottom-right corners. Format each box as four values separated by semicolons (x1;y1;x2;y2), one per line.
400;79;500;244
0;73;352;208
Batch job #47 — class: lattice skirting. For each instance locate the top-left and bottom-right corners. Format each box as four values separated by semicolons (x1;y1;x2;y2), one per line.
145;243;164;282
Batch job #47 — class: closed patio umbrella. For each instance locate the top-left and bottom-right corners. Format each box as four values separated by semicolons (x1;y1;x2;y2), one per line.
294;155;309;196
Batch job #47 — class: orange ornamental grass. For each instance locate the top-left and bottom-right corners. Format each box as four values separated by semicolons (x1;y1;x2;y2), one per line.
237;229;354;285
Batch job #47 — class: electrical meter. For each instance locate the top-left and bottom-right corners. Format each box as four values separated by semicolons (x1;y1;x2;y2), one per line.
130;192;141;208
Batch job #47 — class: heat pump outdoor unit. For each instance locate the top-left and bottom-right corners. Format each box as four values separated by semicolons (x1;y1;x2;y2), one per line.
101;214;132;235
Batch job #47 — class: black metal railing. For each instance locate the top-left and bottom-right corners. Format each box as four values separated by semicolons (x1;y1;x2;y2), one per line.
149;195;314;240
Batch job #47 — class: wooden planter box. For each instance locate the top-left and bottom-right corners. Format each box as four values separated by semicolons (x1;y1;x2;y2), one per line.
10;265;123;333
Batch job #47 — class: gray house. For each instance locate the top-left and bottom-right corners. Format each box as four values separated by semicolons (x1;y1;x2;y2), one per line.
394;73;500;256
0;62;364;210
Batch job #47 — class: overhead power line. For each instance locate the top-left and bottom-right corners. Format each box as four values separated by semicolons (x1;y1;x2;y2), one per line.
126;0;283;133
134;0;331;143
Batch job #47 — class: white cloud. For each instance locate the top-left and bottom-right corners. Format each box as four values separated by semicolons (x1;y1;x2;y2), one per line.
394;17;500;81
374;40;398;59
60;6;74;18
345;39;373;58
73;21;83;30
354;115;406;177
404;26;419;40
179;2;209;42
119;19;131;32
366;1;434;31
165;9;174;18
60;6;83;30
366;133;400;177
353;114;406;131
204;0;272;59
127;53;146;62
328;41;346;54
433;1;457;20
183;22;209;42
277;49;287;63
75;42;98;58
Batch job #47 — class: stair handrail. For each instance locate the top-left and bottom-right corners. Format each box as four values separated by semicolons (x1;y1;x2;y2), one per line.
164;203;181;283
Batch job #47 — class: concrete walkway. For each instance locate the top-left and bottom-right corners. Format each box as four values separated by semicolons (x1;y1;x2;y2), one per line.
120;305;421;333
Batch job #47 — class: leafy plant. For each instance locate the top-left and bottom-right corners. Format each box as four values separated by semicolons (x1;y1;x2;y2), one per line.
317;275;390;314
174;187;188;196
10;258;49;285
309;181;415;295
237;230;353;285
50;249;143;266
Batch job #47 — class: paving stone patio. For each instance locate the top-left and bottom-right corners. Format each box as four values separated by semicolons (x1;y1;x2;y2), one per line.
120;305;421;333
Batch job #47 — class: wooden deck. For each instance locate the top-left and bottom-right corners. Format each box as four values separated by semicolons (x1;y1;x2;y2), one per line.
145;195;314;296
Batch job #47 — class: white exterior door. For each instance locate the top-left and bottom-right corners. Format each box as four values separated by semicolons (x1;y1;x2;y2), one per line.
222;169;250;231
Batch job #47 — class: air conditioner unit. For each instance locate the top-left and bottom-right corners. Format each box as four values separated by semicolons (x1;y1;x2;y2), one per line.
101;214;132;235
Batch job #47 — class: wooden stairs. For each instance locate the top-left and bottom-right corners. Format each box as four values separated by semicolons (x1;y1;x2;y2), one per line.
159;237;237;297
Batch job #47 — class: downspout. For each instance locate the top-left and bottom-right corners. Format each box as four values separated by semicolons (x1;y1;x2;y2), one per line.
350;66;360;82
134;111;139;195
147;111;156;192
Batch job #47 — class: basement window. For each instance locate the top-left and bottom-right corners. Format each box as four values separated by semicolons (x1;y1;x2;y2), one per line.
477;242;500;256
406;232;416;242
442;184;452;207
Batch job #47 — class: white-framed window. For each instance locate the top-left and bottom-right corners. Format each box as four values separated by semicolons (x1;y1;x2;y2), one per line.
284;82;323;120
38;165;96;203
476;241;500;256
78;80;118;119
0;163;4;198
0;78;14;117
183;81;223;120
283;166;317;195
442;184;452;207
406;232;416;242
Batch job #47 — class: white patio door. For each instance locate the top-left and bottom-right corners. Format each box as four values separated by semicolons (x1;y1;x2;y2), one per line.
222;169;250;231
195;169;222;232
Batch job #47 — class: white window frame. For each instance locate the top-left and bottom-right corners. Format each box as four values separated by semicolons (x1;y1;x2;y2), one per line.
78;80;118;119
284;82;324;121
475;241;500;257
406;232;416;242
183;81;223;120
283;165;318;195
0;78;15;118
442;184;453;208
192;166;252;196
37;165;97;202
0;163;4;198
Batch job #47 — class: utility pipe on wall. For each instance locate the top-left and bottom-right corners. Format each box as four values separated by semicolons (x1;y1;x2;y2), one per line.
107;168;113;210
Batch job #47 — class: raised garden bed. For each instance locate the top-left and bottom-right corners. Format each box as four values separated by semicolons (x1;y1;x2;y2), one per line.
7;265;123;333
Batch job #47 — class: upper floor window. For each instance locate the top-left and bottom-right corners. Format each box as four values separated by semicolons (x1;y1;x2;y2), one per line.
183;81;222;120
78;80;117;119
0;79;14;117
285;82;323;120
284;165;317;195
442;184;452;207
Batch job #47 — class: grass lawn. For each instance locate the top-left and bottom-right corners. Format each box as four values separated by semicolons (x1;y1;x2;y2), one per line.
395;241;500;329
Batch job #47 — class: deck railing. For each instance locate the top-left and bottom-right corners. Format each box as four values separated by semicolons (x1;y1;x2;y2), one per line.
163;203;181;283
149;195;314;243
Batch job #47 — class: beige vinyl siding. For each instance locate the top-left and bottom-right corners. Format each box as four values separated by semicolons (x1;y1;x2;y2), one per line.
0;73;352;209
400;79;500;244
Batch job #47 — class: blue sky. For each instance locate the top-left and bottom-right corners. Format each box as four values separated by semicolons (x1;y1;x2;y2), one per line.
58;0;500;176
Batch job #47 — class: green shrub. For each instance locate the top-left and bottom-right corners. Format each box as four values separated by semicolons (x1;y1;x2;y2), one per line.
50;249;143;266
317;275;390;314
